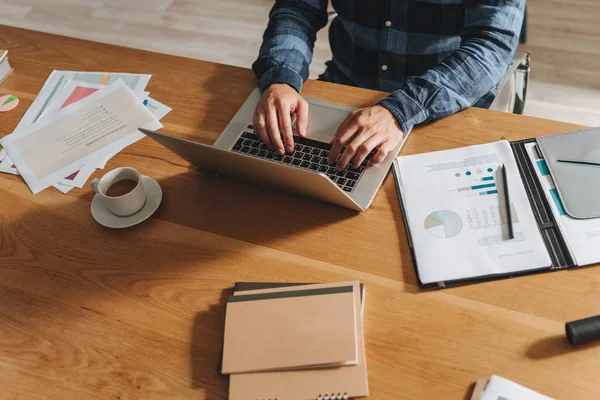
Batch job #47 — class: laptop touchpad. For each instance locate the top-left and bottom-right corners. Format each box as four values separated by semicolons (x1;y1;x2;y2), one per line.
294;102;351;144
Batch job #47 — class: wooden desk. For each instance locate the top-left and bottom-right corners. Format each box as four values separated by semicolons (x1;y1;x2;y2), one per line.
0;25;598;400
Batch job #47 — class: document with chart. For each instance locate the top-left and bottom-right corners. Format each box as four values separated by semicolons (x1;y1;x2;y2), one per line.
394;141;551;286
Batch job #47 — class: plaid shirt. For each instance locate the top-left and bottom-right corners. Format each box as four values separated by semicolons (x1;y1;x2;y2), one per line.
252;0;525;133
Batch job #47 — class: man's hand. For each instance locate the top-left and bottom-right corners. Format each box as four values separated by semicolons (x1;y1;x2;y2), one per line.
253;83;309;155
328;105;403;170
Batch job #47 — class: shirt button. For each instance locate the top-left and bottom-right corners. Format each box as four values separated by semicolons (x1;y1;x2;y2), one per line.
381;65;388;71
385;20;392;27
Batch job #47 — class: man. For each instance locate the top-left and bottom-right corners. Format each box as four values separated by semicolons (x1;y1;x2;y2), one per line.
252;0;525;171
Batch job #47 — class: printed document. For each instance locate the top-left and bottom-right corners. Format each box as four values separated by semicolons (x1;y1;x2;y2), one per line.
0;80;162;194
0;79;168;179
394;141;551;285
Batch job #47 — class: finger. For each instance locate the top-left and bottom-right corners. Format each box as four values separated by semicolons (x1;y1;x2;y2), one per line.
267;106;285;155
337;129;377;171
371;138;398;166
335;111;357;139
296;98;309;137
350;132;383;169
277;105;294;153
254;110;273;150
329;116;359;163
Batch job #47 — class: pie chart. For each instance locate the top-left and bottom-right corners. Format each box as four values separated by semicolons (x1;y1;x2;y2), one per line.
424;210;463;239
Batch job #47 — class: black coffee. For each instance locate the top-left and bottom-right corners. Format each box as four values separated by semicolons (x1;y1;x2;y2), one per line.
106;179;138;197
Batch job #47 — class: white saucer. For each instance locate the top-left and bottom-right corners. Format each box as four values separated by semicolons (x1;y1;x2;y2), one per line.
91;176;162;229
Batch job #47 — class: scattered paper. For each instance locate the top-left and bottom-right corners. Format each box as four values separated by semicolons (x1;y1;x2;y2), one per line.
16;70;151;130
0;71;171;194
394;141;551;285
0;80;162;194
1;80;159;178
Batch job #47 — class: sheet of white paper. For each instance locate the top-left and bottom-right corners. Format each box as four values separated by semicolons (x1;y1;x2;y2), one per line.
53;182;75;194
525;142;600;265
482;376;554;400
143;97;172;120
0;149;5;161
394;140;551;285
16;70;151;131
0;80;162;194
1;73;152;177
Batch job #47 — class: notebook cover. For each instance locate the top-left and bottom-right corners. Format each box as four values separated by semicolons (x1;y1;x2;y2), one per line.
537;127;600;218
217;282;366;374
228;281;369;400
222;282;358;374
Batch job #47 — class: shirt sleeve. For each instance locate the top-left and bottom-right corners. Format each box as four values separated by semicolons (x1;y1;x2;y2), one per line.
378;0;526;134
252;0;329;93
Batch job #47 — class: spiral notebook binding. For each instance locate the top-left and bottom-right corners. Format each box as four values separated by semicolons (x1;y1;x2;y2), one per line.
316;393;348;400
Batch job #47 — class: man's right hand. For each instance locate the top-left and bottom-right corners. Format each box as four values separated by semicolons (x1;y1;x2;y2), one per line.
253;83;309;155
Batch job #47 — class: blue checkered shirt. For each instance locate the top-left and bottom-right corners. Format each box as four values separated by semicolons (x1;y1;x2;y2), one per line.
252;0;525;133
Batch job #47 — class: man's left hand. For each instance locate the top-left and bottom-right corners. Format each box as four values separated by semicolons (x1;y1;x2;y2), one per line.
328;105;404;171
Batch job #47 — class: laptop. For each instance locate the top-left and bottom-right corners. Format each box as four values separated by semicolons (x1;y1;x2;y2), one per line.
140;88;408;211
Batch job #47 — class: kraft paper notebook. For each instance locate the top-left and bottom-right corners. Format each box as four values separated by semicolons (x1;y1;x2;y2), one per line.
228;281;369;400
221;281;358;375
217;282;366;374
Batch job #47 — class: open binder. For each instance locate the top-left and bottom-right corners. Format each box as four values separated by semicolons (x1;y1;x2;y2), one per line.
395;127;600;289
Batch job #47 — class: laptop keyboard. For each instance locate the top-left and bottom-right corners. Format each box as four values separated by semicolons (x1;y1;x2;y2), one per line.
231;125;371;193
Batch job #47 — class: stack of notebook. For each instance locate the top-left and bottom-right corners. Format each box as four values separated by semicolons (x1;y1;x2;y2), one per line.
221;281;368;400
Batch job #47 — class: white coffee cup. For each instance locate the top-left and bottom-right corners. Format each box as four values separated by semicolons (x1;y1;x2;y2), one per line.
91;167;146;217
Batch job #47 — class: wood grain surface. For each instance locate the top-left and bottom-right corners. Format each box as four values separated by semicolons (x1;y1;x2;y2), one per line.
1;25;599;400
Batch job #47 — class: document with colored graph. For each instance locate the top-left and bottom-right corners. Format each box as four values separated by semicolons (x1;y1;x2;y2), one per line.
393;140;551;286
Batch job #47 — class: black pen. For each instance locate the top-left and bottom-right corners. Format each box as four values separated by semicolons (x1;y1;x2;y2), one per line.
501;164;514;239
